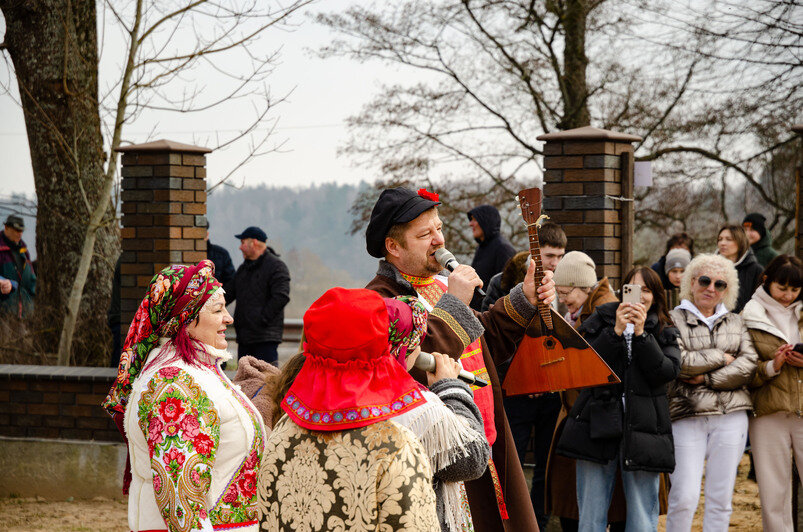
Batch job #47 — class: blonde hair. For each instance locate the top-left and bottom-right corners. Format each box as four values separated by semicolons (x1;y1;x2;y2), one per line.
679;253;739;310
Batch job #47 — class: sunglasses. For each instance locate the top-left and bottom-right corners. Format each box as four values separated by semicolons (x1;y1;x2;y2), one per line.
697;276;728;292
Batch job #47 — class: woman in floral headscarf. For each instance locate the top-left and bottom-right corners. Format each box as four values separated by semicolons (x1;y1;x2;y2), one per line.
387;296;490;532
256;287;440;531
103;260;266;532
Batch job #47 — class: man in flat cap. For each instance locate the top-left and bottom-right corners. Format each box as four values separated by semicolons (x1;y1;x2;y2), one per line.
224;226;290;365
365;187;554;532
0;214;36;318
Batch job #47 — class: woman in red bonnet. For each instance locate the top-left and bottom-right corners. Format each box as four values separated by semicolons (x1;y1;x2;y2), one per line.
255;287;440;531
103;260;266;532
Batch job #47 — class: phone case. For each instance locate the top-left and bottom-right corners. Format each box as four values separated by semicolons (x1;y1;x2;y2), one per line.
622;284;641;305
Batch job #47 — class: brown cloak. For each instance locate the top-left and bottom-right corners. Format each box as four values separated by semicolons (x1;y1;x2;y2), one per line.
367;261;540;532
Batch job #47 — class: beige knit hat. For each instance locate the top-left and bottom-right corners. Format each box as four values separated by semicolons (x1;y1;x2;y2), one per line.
553;251;597;288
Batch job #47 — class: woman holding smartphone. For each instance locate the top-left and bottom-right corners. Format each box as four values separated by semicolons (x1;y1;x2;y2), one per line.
557;267;680;531
742;254;803;531
665;254;758;531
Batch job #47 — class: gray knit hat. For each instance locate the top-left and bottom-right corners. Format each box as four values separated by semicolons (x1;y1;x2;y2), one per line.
553;251;597;288
665;248;691;274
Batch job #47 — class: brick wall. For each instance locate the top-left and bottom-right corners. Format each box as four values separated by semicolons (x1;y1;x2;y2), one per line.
117;139;211;332
538;126;641;290
0;364;244;443
0;365;122;442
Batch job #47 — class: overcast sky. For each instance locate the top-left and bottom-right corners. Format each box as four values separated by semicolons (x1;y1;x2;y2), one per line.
0;1;406;197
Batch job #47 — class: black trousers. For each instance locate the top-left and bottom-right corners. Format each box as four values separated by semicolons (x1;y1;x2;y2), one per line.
238;341;279;366
504;392;562;531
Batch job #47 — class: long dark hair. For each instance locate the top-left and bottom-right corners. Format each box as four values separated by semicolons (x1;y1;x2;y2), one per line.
623;267;672;330
762;254;803;301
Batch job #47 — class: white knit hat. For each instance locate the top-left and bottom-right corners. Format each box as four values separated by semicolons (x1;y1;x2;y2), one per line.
553;251;597;288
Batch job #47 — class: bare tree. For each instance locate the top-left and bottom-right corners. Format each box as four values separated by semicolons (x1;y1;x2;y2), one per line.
0;0;313;365
316;1;706;240
318;0;801;255
629;0;802;246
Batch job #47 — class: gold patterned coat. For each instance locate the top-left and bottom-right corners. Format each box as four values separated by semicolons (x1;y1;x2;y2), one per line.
256;415;440;531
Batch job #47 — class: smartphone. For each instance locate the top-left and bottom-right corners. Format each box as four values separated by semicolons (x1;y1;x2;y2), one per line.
793;343;803;354
622;284;642;305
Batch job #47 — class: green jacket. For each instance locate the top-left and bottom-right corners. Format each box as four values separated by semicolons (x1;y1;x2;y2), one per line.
751;231;779;268
0;233;36;318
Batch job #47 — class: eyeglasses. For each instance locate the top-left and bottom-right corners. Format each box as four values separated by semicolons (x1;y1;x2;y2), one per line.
556;287;575;299
697;276;728;292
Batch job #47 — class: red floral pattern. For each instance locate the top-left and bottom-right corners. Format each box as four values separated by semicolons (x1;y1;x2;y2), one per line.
138;362;265;531
139;367;219;531
104;260;221;417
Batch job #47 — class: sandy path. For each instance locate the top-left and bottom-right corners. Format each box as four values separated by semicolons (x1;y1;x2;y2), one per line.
0;455;767;531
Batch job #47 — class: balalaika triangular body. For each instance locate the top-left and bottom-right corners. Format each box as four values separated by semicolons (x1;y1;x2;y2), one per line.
502;187;620;396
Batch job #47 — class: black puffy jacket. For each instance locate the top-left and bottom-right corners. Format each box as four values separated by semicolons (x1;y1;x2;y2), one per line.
224;247;290;344
557;302;681;473
467;205;516;310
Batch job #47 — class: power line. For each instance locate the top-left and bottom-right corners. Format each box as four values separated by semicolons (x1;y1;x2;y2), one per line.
0;122;345;137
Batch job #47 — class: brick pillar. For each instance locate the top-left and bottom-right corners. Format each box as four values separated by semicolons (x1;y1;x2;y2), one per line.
537;126;642;290
116;139;212;332
794;124;803;260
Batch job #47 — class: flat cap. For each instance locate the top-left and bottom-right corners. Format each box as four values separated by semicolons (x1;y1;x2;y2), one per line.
4;214;24;231
365;188;440;258
235;226;267;242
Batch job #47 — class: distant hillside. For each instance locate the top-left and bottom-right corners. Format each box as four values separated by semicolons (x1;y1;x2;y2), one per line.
207;182;377;317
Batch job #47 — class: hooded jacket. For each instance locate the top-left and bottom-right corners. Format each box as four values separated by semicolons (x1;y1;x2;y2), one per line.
667;306;758;421
750;231;780;269
468;205;516;310
732;249;764;314
557;302;680;472
741;292;803;418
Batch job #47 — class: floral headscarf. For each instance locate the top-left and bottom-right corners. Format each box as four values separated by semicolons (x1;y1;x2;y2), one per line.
103;260;221;416
384;295;428;367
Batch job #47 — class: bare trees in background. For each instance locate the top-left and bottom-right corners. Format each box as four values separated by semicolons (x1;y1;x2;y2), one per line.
318;0;801;259
632;0;802;254
0;0;312;364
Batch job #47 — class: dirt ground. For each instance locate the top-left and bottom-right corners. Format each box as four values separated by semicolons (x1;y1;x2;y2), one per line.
0;455;766;531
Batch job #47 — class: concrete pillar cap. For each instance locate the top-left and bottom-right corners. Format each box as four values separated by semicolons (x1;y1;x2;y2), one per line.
537;126;642;143
115;139;212;154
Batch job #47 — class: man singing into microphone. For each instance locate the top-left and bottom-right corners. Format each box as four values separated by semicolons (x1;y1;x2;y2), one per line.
365;187;555;532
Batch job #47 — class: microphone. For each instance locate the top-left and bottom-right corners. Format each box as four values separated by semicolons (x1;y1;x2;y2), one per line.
414;351;488;388
434;248;486;297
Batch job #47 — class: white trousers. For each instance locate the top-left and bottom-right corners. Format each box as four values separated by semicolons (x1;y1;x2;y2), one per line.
666;411;748;532
749;412;803;532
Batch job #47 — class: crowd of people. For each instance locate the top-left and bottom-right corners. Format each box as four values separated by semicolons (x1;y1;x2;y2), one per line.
83;188;803;531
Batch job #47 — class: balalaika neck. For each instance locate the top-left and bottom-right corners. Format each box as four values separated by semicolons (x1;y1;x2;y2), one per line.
527;223;554;330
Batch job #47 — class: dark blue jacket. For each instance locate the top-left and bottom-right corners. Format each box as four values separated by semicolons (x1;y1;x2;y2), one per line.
224;247;290;344
0;231;35;317
468;205;515;310
207;240;235;285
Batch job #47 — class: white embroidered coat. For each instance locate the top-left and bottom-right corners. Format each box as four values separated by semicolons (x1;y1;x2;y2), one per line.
124;341;266;532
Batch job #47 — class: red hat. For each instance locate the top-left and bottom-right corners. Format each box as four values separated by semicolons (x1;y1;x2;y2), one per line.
282;287;427;431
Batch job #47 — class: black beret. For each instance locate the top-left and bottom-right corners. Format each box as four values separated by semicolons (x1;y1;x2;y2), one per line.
365;187;440;258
